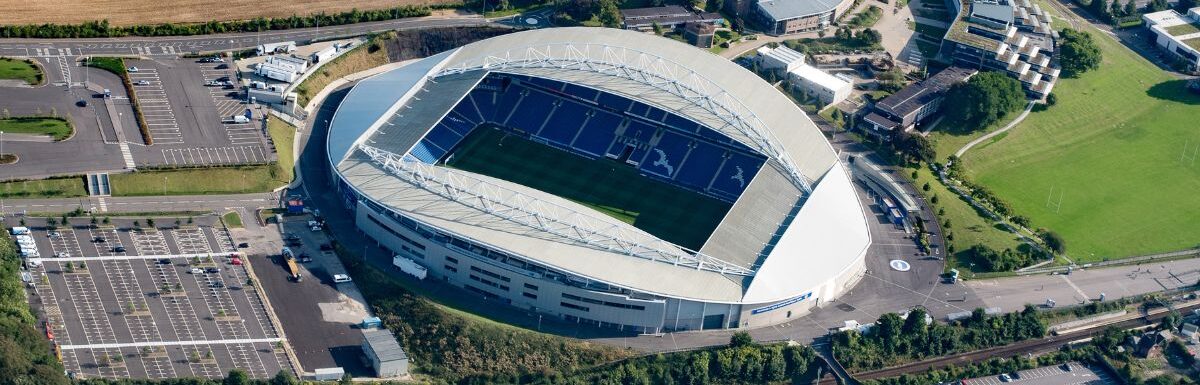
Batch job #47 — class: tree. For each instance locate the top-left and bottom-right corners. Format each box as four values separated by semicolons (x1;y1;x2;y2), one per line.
943;72;1025;131
857;28;882;46
338;372;353;385
596;0;621;28
1109;0;1124;18
46;218;57;228
102;216;110;225
1091;0;1111;21
224;368;250;385
146;218;155;228
60;215;69;226
1059;28;1102;77
133;220;140;228
730;331;753;348
90;216;97;225
1045;92;1058;106
1123;0;1137;16
1040;230;1066;254
271;370;299;385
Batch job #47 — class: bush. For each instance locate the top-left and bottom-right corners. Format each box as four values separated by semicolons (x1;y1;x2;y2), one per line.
1040;230;1067;254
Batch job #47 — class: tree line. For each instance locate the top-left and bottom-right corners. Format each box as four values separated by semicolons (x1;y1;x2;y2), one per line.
0;234;69;385
832;306;1047;371
0;6;433;38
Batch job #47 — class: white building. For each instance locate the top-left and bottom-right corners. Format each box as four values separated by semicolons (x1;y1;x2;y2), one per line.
1143;7;1200;72
757;45;807;73
256;41;296;56
787;64;852;106
312;45;339;63
255;62;298;83
265;55;309;73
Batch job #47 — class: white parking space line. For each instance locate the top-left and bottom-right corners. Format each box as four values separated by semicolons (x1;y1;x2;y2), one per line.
62;338;283;350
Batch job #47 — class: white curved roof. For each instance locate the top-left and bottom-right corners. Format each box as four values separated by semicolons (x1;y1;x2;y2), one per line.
330;27;869;304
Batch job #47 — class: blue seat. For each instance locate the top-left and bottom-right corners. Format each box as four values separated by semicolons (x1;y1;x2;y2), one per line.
538;101;589;146
440;113;477;136
409;140;446;163
574;112;621;157
597;92;631;112
424;125;464;152
711;152;764;197
663;114;700;134
494;86;527;124
639;131;690;179
562;83;599;101
468;91;499;123
622;121;656;145
674;140;724;189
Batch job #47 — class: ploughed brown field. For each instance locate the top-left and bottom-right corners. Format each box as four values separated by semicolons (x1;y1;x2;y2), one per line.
0;0;459;26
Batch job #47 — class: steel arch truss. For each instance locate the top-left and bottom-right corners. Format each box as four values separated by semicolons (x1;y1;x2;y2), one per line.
433;42;813;194
359;144;756;276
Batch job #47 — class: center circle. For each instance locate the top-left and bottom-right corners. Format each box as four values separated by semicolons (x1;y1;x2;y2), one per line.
889;260;911;272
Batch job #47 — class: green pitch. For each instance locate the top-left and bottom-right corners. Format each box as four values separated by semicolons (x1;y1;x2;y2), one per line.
445;126;732;250
959;27;1200;261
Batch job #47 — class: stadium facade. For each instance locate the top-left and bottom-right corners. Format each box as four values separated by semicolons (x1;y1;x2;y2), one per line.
326;28;870;333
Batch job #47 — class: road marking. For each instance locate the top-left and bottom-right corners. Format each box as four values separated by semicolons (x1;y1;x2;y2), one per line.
28;251;233;263
118;142;136;169
97;197;107;212
61;338;283;350
1059;274;1090;302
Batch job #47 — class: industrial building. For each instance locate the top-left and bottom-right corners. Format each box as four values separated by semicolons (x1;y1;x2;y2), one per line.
754;0;855;35
941;0;1060;99
361;328;409;378
862;66;977;139
326;28;870;333
786;64;853;107
1143;7;1200;72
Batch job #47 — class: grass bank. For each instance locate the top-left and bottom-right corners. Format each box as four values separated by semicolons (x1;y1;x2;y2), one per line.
960;26;1200;262
0;117;74;141
912;167;1024;273
266;118;295;183
109;165;289;196
222;211;243;228
0;57;43;85
294;35;391;107
0;176;87;198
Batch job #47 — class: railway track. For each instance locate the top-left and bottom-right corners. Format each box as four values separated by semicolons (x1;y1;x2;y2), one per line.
817;302;1200;384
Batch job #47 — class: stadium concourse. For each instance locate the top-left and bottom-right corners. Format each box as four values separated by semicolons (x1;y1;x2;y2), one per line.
324;27;871;334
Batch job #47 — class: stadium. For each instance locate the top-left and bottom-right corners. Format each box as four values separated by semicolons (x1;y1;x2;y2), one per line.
326;28;870;333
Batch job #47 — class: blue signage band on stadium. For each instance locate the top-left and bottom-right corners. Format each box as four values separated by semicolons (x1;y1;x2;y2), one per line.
750;292;812;314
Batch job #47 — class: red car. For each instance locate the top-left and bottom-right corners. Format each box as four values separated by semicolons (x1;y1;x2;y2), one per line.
230;257;242;266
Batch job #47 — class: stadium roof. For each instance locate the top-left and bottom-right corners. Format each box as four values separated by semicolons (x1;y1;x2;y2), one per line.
330;28;869;304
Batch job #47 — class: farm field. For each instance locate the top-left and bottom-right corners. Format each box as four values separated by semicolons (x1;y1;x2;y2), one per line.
958;26;1200;262
0;0;457;27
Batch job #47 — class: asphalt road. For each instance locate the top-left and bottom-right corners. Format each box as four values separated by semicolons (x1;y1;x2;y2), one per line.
0;16;491;58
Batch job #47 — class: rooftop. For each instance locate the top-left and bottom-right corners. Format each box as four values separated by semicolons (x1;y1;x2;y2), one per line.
622;5;692;19
362;328;407;362
756;0;845;21
875;66;976;118
788;64;851;92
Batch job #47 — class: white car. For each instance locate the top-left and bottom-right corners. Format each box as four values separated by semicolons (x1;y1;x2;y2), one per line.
310;225;322;232
135;80;151;86
26;260;42;268
55;252;69;258
127;66;139;72
332;274;352;283
188;268;204;274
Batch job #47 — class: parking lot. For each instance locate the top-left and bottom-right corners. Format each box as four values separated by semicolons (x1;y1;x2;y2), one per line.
124;58;275;167
21;220;295;379
962;362;1117;385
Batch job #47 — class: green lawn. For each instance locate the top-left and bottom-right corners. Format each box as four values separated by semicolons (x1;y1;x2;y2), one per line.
266;118;295;183
929;112;1015;161
0;57;42;85
446;126;732;250
959;27;1200;261
0;177;87;198
0;117;73;140
84;57;125;76
912;167;1025;272
1165;22;1200;37
222;211;243;228
109;165;290;196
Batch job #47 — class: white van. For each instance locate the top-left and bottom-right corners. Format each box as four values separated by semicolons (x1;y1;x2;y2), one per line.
332;274;352;283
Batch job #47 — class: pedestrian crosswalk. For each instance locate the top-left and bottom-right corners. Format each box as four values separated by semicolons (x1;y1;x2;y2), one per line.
119;143;136;169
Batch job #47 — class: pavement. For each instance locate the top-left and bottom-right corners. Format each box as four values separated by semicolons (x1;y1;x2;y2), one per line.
0;193;277;216
969;259;1200;310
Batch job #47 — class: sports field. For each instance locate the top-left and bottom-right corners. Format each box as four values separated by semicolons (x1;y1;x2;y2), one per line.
959;26;1200;261
446;127;732;250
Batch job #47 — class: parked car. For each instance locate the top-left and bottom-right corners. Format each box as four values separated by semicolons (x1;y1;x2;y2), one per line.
157;258;171;265
332;274;352;283
297;254;312;263
999;374;1012;382
230;257;242;266
319;243;332;251
210;281;225;288
237;242;249;248
55;252;69;258
205;267;221;274
76;99;87;107
189;268;203;274
93;237;106;243
310;225;322;232
135;80;150;86
26;260;42;268
127;66;139;72
112;245;126;253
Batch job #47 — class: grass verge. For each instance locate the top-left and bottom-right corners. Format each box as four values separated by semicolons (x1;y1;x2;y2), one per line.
959;26;1200;261
0;57;43;85
0;176;87;198
295;35;391;108
331;243;632;382
0;117;73;141
109;165;289;196
266;118;295;183
911;166;1024;273
222;211;243;228
85;57;152;145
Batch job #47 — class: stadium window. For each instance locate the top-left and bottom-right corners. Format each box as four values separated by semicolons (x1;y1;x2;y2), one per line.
524;283;538;291
561;302;590;312
445;256;458;264
444;265;457;273
523;292;538;299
